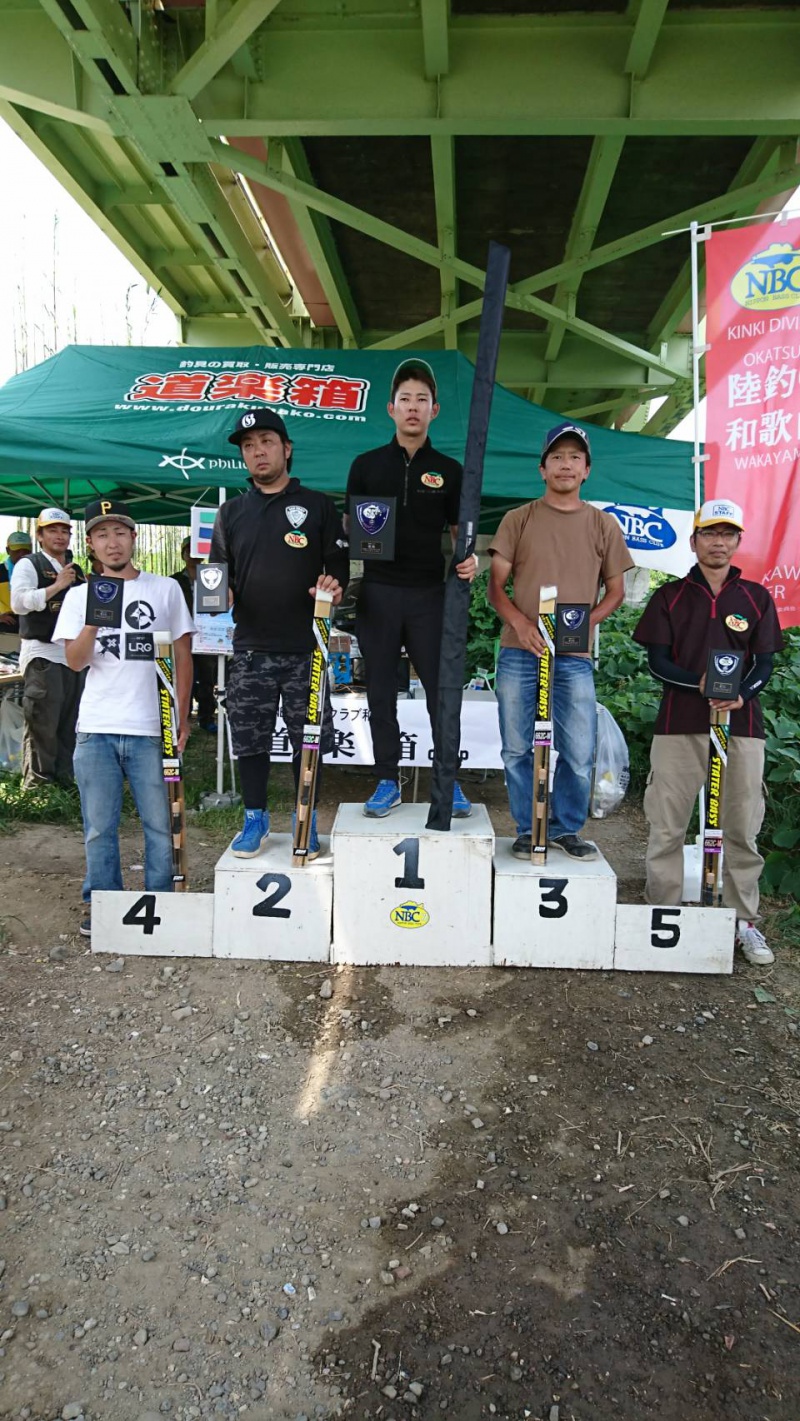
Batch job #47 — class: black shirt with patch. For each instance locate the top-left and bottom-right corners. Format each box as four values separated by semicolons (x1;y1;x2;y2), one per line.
346;436;462;587
210;480;348;654
634;564;783;737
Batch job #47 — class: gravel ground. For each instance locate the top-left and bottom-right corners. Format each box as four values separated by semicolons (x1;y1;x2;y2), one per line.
1;774;798;1421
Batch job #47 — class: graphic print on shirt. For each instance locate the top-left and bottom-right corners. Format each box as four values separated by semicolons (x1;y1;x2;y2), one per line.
125;599;156;630
98;632;121;660
421;473;444;489
285;505;308;529
125;633;155;660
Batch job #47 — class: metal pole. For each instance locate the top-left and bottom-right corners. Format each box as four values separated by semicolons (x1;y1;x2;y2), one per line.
689;220;708;510
215;487;227;796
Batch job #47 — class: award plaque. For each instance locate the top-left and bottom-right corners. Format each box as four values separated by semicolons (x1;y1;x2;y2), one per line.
195;562;228;615
86;575;124;628
555;603;591;654
349;496;397;561
705;647;744;700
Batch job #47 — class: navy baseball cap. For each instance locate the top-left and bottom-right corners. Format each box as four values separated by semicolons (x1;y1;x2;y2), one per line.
541;422;592;463
228;409;290;446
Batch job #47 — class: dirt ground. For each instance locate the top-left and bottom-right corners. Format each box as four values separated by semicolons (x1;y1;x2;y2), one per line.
1;769;798;1421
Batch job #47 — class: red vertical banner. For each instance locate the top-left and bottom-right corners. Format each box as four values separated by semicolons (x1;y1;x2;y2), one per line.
705;218;800;628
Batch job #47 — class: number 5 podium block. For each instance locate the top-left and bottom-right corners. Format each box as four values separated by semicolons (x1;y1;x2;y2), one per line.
331;804;493;966
493;843;617;969
614;905;735;973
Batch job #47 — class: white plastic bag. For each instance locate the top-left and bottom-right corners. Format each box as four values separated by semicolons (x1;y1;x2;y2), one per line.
591;703;629;818
0;696;24;771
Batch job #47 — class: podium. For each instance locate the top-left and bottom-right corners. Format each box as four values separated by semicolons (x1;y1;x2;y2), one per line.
493;841;616;969
214;836;333;961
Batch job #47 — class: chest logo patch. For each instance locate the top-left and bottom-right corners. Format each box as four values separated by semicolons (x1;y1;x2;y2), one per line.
726;613;749;631
421;473;444;489
356;501;391;535
286;505;308;529
285;531;308;549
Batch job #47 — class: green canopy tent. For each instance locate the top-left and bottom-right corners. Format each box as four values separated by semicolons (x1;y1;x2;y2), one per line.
0;346;694;535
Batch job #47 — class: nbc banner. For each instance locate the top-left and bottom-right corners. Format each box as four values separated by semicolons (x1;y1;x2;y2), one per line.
705;217;800;628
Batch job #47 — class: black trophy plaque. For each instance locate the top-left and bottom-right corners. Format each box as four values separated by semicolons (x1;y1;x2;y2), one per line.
86;574;123;628
705;647;744;700
555;603;591;654
195;562;228;615
348;496;397;561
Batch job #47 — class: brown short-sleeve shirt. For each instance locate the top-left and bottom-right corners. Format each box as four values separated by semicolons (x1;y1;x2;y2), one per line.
489;500;634;651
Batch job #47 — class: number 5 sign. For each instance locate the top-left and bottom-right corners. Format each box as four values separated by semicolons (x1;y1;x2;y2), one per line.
91;891;214;957
614;905;735;974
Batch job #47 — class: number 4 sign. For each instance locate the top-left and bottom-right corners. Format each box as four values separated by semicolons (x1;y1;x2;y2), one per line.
91;891;214;957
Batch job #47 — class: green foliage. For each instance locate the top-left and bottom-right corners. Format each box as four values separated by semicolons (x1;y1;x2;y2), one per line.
592;604;660;790
465;570;502;682
0;772;83;829
760;625;800;914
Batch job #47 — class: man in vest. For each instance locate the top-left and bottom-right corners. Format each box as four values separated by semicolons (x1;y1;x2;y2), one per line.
10;507;86;788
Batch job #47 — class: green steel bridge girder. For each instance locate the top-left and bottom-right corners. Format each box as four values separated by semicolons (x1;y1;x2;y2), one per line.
2;10;800;136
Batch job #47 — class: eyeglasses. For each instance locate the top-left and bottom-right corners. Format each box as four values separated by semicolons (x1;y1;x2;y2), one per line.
695;527;740;541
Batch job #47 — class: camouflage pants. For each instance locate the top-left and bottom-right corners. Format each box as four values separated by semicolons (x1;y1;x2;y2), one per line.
226;650;334;759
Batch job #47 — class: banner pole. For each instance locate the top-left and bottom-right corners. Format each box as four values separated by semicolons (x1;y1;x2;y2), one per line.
690;220;708;509
216;486;227;797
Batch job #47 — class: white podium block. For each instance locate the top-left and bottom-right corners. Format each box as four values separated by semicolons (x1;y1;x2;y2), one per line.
614;905;735;974
331;803;493;966
493;841;616;969
213;836;332;961
92;891;214;957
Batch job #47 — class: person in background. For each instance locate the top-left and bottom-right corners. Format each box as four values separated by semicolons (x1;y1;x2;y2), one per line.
10;508;86;788
171;534;217;732
53;500;194;938
345;358;477;818
634;498;783;966
0;532;32;649
5;529;32;578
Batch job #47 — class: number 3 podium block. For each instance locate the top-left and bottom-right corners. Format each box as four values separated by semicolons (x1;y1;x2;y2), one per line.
493;842;616;969
614;905;735;973
213;836;333;961
331;804;493;966
91;891;214;957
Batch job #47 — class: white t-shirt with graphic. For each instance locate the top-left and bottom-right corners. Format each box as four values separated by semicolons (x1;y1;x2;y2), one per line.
53;571;195;736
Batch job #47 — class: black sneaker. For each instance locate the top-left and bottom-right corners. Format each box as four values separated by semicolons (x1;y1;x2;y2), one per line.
79;912;91;938
547;834;598;860
511;834;532;859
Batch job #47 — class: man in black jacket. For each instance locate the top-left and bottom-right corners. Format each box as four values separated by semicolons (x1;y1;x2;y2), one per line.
171;536;217;732
210;410;348;858
346;359;477;818
10;507;86;788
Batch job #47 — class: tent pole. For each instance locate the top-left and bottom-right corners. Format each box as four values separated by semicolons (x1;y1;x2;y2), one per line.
63;479;69;512
216;487;227;797
690;220;709;510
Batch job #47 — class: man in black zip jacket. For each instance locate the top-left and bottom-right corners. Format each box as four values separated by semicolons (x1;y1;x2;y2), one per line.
10;507;86;788
634;498;783;966
210;410;348;858
346;359;477;818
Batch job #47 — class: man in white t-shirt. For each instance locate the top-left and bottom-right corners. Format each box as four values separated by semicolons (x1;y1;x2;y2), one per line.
53;500;194;937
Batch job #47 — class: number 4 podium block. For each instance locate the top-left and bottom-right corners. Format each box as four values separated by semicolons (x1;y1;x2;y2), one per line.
331;804;493;966
493;842;617;969
91;890;214;957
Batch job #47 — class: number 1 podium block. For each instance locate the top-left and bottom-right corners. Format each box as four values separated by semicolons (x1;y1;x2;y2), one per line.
493;841;616;969
213;836;333;961
331;803;493;966
614;905;735;973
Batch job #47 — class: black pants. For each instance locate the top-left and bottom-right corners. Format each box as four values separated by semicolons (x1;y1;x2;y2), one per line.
355;581;444;780
21;657;84;788
192;654;216;725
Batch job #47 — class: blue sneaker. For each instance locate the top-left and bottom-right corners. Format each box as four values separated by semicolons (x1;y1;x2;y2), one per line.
364;779;401;817
292;810;320;861
452;782;472;818
231;809;270;858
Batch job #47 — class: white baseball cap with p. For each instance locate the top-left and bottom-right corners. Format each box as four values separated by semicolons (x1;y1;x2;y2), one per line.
693;499;745;532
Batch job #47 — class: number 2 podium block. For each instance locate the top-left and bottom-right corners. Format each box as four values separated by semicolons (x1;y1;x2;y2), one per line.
331;804;493;966
614;905;735;973
213;836;333;961
92;891;214;957
493;842;616;969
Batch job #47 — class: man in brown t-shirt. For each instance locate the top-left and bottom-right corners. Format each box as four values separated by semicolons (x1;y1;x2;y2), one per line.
488;422;633;859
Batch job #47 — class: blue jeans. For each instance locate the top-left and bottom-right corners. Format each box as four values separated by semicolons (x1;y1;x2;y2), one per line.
73;733;174;903
496;648;597;838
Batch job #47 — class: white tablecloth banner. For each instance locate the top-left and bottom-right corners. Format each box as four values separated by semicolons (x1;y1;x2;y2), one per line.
268;691;503;770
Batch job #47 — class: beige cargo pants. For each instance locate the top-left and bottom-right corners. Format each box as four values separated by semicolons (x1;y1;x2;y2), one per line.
644;734;765;920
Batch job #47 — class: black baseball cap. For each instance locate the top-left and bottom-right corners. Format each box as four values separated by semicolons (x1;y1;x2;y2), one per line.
390;359;437;401
541;421;592;464
228;409;290;446
85;498;136;533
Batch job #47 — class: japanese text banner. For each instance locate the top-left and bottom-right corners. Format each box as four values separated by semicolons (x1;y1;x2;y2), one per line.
705;217;800;627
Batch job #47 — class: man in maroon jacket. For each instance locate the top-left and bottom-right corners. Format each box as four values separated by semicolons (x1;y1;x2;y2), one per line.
634;499;783;965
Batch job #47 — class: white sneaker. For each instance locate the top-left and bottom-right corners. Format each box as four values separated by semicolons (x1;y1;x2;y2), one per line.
736;920;774;965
